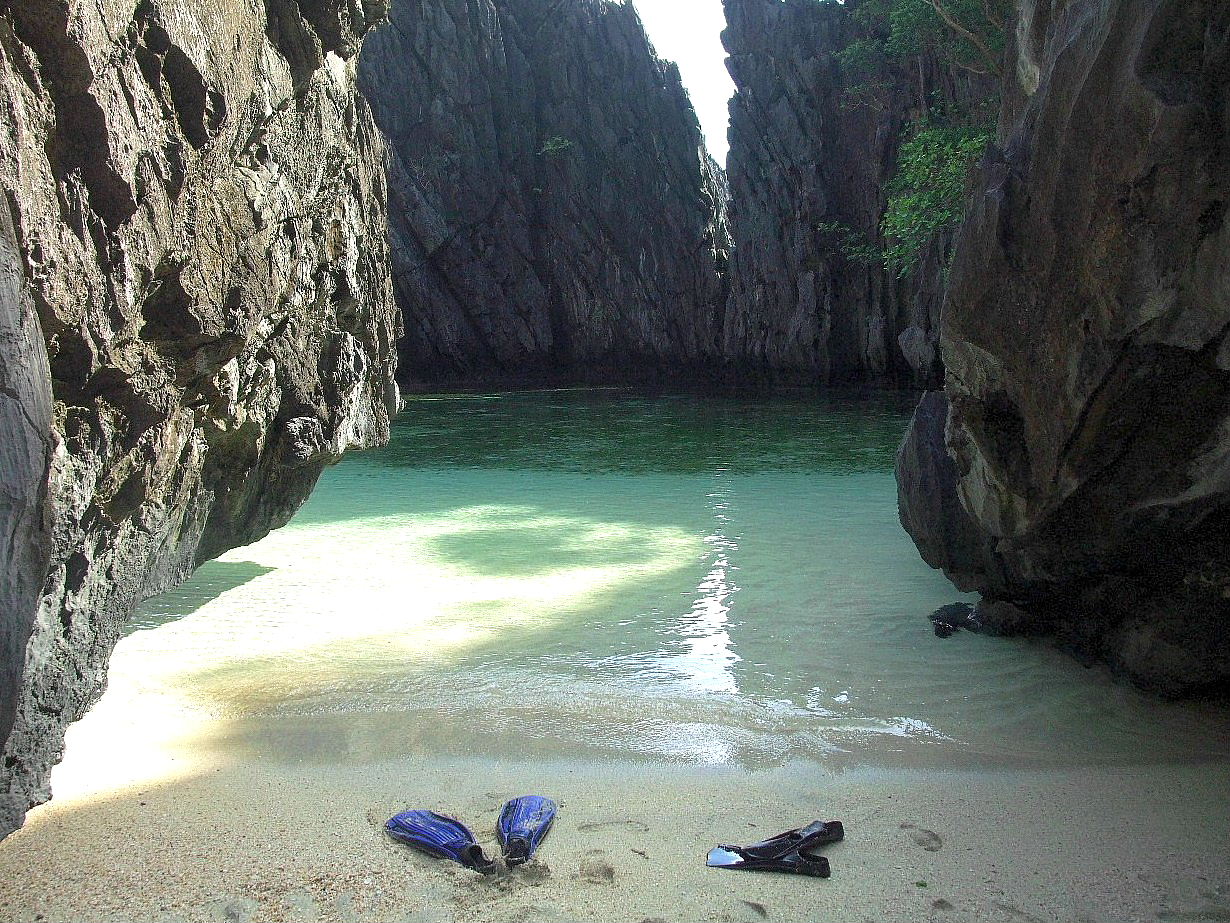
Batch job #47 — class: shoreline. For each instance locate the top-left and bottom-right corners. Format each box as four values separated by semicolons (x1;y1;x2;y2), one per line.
2;753;1227;922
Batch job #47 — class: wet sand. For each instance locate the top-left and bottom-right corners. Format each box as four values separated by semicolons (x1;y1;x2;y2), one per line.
1;750;1228;923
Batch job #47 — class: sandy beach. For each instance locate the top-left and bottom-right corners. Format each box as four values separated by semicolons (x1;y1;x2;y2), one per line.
1;746;1228;923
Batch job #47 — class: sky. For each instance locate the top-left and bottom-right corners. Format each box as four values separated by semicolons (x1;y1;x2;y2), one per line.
630;0;736;162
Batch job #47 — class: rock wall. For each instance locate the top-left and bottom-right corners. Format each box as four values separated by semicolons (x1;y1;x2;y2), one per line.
359;0;730;385
720;0;984;387
0;0;399;836
897;0;1230;694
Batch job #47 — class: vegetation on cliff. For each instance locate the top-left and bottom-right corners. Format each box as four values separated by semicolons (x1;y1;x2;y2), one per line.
828;0;1008;276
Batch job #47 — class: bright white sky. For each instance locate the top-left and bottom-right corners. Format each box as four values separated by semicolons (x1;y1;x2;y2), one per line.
630;0;735;162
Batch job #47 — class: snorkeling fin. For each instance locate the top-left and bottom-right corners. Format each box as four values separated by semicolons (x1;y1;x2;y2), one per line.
496;795;558;865
707;820;844;878
386;810;496;874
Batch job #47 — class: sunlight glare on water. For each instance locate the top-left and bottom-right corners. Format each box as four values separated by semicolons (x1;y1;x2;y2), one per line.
110;390;1230;780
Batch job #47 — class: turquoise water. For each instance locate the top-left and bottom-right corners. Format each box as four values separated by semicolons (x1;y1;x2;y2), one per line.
128;390;1230;770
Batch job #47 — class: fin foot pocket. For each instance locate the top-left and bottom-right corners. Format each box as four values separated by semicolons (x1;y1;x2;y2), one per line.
497;795;558;866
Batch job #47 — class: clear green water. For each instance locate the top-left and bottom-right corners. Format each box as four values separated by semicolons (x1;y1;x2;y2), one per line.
128;390;1230;770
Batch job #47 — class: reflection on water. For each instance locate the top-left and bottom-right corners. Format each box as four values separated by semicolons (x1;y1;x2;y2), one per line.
113;389;1230;775
665;467;740;695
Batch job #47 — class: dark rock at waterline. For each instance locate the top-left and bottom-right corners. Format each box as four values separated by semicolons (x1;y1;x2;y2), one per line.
929;603;976;638
929;599;1034;639
359;0;730;386
719;0;994;387
972;600;1034;638
897;392;1007;595
896;0;1230;694
0;0;399;838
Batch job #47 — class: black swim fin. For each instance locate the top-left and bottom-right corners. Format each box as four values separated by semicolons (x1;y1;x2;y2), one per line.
386;810;496;874
496;795;557;865
707;820;844;878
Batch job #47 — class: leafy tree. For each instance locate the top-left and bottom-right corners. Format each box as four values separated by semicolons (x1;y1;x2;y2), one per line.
853;0;1009;77
823;0;1008;274
880;114;993;276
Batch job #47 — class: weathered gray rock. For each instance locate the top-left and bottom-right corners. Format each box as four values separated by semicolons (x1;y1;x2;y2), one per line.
898;0;1230;694
720;0;990;387
359;0;730;385
0;0;399;836
0;205;53;777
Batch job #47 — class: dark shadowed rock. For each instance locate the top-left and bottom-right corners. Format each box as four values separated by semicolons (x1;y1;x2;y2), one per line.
0;0;399;837
929;603;975;638
359;0;730;385
720;0;992;387
898;0;1230;694
897;392;1005;593
971;599;1033;637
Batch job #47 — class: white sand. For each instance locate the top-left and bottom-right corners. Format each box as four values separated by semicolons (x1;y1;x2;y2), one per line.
1;750;1228;923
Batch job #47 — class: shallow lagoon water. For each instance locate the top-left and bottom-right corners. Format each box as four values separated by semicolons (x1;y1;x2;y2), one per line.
124;389;1230;773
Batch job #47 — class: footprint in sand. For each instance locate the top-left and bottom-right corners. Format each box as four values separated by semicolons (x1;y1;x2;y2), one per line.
579;849;617;883
577;818;650;833
900;822;943;851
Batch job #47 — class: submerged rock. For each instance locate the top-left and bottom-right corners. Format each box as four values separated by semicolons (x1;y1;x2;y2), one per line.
359;0;730;385
898;0;1230;694
929;603;976;638
0;0;399;836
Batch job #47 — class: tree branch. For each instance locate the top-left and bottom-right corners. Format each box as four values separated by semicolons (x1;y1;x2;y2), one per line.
927;0;1003;77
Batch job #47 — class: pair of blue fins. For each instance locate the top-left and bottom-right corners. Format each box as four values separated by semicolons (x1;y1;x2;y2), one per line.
386;795;556;874
389;796;843;879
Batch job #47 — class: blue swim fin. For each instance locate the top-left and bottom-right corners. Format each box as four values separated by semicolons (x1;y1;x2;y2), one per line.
496;795;557;865
386;810;496;874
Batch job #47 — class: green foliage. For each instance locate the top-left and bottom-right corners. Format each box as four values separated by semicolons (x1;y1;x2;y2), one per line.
846;0;1009;77
833;37;893;109
833;36;887;80
880;114;993;276
818;0;1007;274
538;136;574;157
815;221;882;266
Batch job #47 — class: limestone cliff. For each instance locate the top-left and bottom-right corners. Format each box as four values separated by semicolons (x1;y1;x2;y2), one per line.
0;0;399;836
720;0;989;387
359;0;729;385
897;0;1230;694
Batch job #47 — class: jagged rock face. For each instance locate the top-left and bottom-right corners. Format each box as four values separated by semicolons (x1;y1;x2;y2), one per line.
898;0;1230;694
359;0;730;385
0;0;399;836
720;0;989;387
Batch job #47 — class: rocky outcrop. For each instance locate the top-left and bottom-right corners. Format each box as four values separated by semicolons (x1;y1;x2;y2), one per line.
0;0;399;836
898;0;1230;694
720;0;989;387
359;0;729;385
